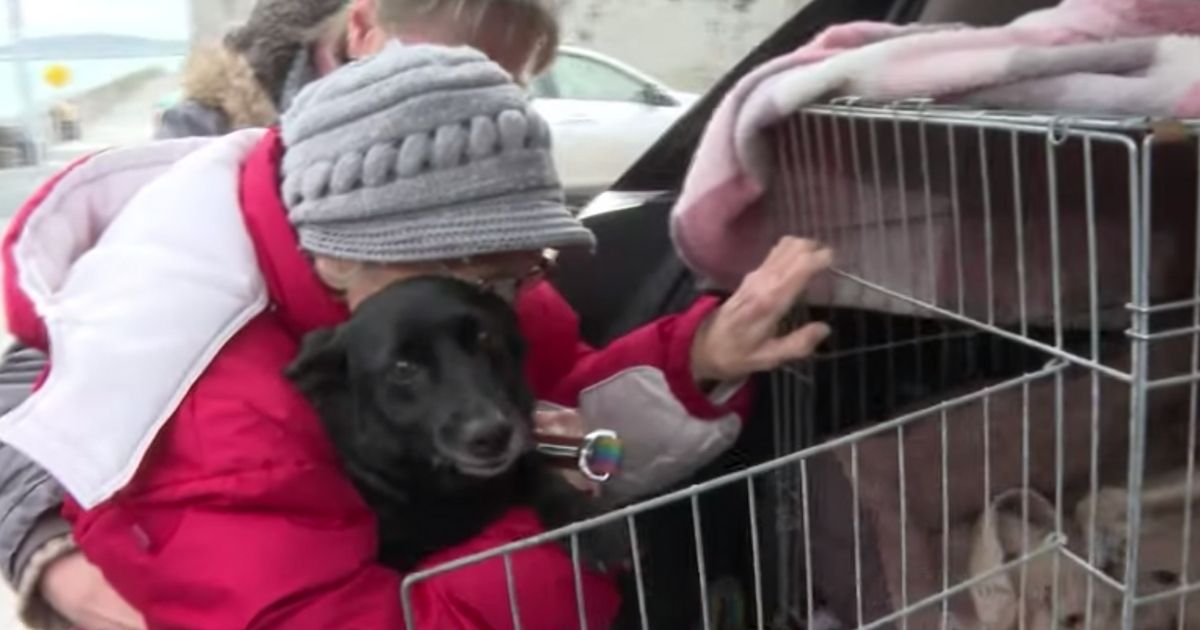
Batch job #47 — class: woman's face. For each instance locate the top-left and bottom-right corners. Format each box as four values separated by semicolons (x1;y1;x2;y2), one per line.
316;251;551;311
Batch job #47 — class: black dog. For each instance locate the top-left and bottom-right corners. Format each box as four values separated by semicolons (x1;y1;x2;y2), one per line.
286;275;623;571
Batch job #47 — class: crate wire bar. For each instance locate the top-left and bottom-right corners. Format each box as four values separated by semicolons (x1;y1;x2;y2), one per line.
402;361;1071;628
400;103;1200;630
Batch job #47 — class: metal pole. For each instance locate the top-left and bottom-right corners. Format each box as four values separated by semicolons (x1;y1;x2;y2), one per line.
6;0;42;164
1120;133;1154;630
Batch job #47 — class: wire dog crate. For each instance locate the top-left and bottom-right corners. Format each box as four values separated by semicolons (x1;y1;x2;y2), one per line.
401;103;1200;630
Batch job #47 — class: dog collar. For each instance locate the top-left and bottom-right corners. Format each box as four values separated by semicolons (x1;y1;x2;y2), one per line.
535;429;623;483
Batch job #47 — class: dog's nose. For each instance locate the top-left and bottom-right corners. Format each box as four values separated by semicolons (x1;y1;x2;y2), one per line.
464;420;515;459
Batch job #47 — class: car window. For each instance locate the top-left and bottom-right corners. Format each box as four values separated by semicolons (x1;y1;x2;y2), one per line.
547;54;648;103
528;72;558;99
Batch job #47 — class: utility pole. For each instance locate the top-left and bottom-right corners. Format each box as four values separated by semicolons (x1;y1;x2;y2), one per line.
6;0;42;163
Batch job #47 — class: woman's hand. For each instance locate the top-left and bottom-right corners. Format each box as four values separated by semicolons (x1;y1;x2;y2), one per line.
534;408;601;498
40;551;146;630
691;237;833;383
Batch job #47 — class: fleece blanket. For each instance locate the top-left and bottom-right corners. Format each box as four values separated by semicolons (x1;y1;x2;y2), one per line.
671;0;1200;290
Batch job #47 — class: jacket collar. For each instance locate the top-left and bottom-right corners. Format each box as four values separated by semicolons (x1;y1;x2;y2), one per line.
238;128;349;336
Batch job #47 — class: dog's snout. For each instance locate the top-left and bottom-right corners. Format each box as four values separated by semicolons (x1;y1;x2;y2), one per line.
464;420;515;459
436;411;526;478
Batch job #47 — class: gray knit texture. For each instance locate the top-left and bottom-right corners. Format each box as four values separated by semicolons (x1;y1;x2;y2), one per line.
280;43;595;263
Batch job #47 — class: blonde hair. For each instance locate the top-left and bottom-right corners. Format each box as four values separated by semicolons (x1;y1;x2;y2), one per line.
376;0;560;73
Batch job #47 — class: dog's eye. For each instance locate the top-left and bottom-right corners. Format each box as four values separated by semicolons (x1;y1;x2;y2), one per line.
391;360;419;383
476;330;507;355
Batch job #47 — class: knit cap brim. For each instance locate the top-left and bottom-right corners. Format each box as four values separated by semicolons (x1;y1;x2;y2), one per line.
295;192;594;262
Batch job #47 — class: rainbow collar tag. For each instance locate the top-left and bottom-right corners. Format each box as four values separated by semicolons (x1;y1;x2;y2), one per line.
535;429;624;483
579;430;623;482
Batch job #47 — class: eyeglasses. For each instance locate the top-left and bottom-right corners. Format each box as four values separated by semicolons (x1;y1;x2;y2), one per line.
445;250;558;302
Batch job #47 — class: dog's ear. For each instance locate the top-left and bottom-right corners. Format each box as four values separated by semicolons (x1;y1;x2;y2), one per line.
286;327;348;396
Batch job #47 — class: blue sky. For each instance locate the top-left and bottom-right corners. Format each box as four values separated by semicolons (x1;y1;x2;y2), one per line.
2;0;189;41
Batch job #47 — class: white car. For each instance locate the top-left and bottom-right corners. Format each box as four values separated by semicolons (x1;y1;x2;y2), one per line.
152;46;697;202
531;47;699;201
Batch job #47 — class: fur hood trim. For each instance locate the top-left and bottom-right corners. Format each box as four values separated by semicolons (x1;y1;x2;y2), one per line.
181;45;280;129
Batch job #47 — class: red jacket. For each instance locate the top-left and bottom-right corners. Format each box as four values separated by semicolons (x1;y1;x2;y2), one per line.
1;130;749;628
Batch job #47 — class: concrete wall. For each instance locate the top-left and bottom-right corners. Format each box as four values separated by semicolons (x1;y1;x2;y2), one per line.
67;67;167;122
559;0;812;92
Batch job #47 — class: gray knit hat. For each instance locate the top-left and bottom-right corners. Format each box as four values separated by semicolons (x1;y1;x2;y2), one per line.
280;43;595;263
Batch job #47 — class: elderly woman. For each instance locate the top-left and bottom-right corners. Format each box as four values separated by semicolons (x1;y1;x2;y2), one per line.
1;1;833;627
1;43;830;628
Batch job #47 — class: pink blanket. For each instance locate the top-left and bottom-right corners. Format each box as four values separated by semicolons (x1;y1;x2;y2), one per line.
671;0;1200;290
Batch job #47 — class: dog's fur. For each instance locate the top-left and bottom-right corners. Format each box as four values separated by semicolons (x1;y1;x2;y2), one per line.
968;473;1200;630
287;276;622;571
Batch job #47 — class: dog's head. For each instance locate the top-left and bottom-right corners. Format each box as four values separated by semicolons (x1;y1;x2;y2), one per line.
287;276;536;490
